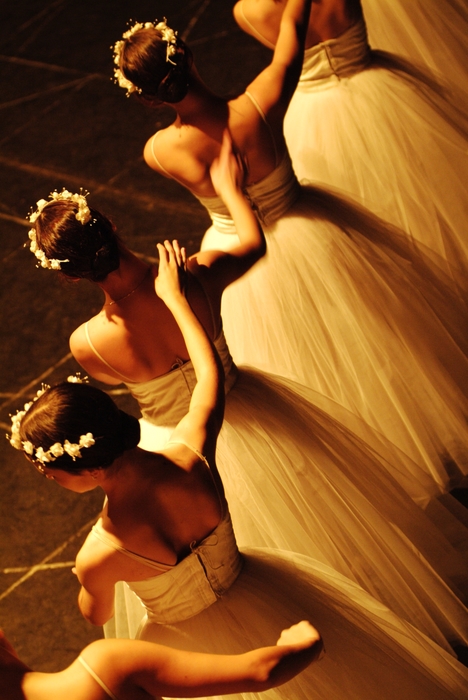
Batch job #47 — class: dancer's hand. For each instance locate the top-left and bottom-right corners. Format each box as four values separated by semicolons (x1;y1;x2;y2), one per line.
210;130;246;199
155;240;187;305
277;621;322;652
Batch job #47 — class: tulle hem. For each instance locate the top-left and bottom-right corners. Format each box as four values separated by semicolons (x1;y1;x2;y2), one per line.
136;368;468;649
107;549;468;700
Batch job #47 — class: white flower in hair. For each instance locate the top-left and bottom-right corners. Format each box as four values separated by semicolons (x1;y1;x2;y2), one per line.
26;189;91;270
67;373;88;383
113;66;137;95
7;379;95;466
155;20;178;64
112;17;179;96
49;189;92;225
28;232;38;252
35;446;52;463
22;441;35;455
9;434;23;450
63;440;82;460
49;443;65;458
79;433;95;448
7;386;49;452
28;199;48;223
113;21;153;95
11;409;26;429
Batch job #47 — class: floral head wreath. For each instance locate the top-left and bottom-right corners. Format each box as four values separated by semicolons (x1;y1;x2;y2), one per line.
112;17;178;96
8;374;95;465
27;188;91;270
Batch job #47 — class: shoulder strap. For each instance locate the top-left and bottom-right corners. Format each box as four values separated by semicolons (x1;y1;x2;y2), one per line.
78;656;120;700
91;522;174;572
239;1;275;49
164;440;210;469
84;322;133;382
244;90;279;168
150;132;190;188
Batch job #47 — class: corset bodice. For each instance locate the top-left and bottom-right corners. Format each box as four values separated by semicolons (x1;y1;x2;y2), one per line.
300;19;371;86
127;511;243;624
197;152;301;233
126;329;238;426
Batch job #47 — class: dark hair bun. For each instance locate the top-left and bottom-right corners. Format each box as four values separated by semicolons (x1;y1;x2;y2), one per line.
34;201;120;282
19;384;140;474
121;28;192;104
118;410;141;450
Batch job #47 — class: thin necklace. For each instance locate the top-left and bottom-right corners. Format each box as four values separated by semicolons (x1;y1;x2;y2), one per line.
104;268;151;307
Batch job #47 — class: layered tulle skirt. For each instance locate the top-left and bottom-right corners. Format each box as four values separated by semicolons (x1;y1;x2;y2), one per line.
202;189;468;498
362;0;468;87
135;366;468;650
110;549;468;700
284;53;468;291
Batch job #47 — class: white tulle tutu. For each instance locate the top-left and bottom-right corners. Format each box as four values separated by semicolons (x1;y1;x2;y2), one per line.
283;19;468;291
362;0;468;87
108;543;468;700
124;342;468;649
201;169;468;500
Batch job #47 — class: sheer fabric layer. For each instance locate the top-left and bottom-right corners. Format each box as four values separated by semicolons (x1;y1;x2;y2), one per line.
108;517;468;700
283;19;468;289
361;0;468;87
201;166;468;497
124;333;468;648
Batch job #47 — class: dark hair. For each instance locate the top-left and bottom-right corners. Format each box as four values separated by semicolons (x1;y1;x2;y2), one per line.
19;383;140;473
120;27;192;104
34;200;120;282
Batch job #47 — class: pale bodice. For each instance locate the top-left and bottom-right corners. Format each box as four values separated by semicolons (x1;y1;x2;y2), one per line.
197;151;301;233
126;329;238;427
299;19;371;86
96;510;243;625
129;511;242;624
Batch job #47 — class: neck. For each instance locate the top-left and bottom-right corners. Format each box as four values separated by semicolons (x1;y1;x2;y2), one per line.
98;449;160;517
173;68;226;124
99;247;151;307
95;450;137;498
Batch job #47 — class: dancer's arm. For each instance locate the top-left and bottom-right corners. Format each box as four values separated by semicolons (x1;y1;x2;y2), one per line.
245;0;312;117
156;240;225;461
235;0;364;48
76;621;323;698
75;547;116;626
234;0;284;49
190;130;266;292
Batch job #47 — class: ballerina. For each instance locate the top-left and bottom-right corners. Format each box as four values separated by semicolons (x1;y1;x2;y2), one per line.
9;241;468;700
235;0;468;86
0;623;322;700
112;2;468;497
233;0;468;288
24;140;468;649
